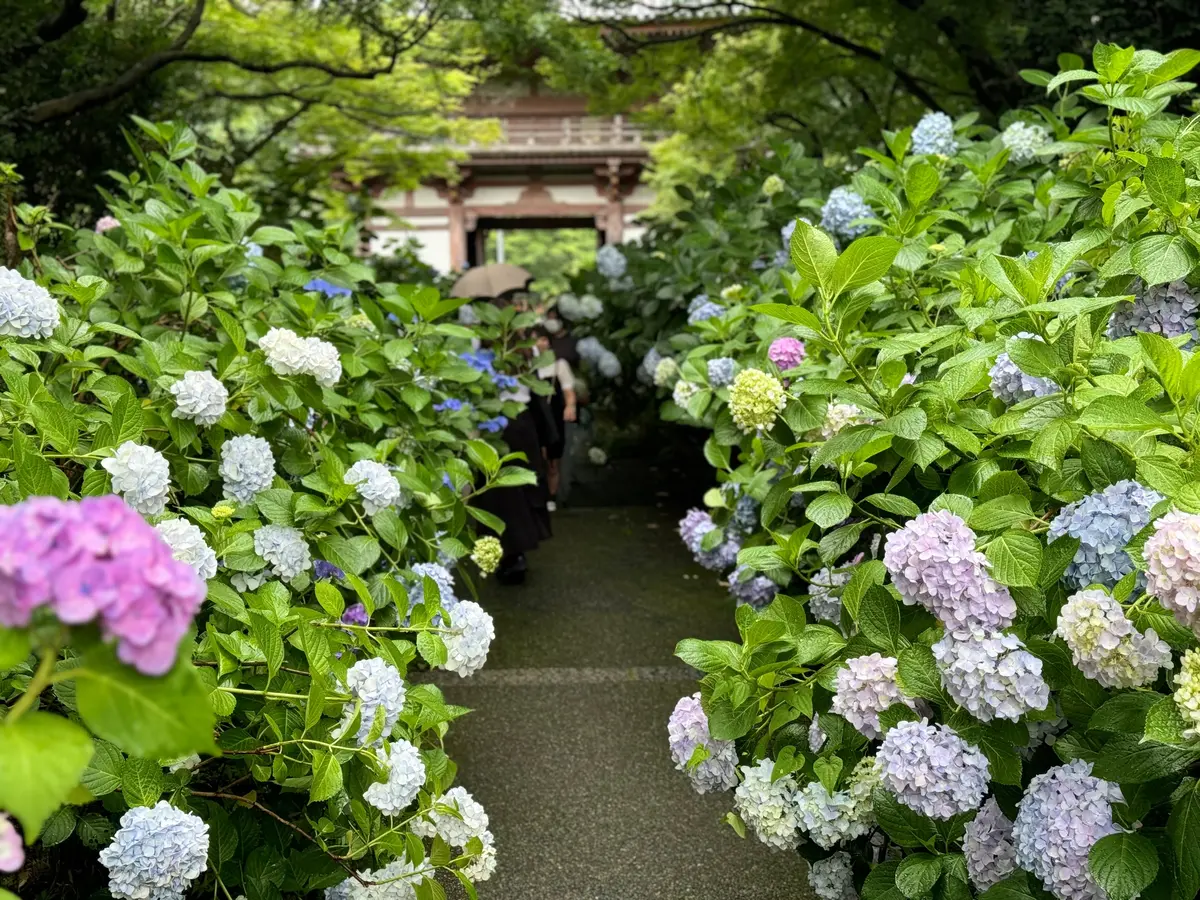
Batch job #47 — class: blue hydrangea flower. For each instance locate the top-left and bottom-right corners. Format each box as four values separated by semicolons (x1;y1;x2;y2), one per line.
434;398;465;412
492;372;519;390
729;565;777;608
479;416;508;433
820;187;873;241
596;244;628;279
99;802;209;900
911;111;958;156
1047;480;1163;589
442;473;454;490
314;559;345;581
460;349;497;374
707;357;736;387
732;493;759;533
1108;279;1199;347
304;278;352;298
688;301;725;325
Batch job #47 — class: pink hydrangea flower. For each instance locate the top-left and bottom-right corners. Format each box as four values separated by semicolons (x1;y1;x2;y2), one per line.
0;496;205;675
94;216;121;234
0;814;23;872
768;336;806;370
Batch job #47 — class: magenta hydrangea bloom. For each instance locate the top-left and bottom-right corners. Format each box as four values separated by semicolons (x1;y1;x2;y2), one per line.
0;496;205;675
767;336;806;371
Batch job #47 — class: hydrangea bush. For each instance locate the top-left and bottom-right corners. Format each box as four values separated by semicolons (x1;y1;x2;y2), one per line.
639;43;1200;900
0;121;538;898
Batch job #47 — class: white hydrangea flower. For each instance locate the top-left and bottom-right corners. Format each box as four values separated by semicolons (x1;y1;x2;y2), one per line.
821;403;870;440
414;786;490;849
597;350;621;378
154;518;218;581
965;798;1018;891
588;446;608;466
364;739;426;816
463;830;498;881
793;757;880;849
220;434;276;504
99;801;209;900
260;326;341;386
163;754;201;773
253;525;311;582
1174;649;1200;738
101;441;171;516
808;713;827;754
442;600;494;677
596;244;628;279
325;857;421;900
0;266;60;339
831;653;913;740
877;719;989;819
653;357;680;388
808;851;857;900
673;380;700;408
1055;588;1171;688
1145;510;1200;634
1013;761;1122;900
579;294;604;318
734;758;802;851
231;570;269;593
168;370;228;426
910;111;958;156
339;657;407;747
932;630;1049;722
667;693;739;794
1001;121;1049;164
344;459;402;515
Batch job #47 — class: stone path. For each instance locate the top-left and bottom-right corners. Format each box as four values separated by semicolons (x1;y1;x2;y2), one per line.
437;505;811;900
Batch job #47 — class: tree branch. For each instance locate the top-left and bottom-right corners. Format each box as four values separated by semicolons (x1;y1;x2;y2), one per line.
229;100;313;170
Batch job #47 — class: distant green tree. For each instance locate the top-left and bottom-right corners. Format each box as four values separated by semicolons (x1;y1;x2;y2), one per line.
485;228;597;297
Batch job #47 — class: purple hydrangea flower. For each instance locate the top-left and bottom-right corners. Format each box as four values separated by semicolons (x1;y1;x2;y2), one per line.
933;630;1049;722
679;508;715;554
1047;480;1162;590
1145;510;1200;633
314;559;344;581
667;693;739;794
877;720;989;819
729;565;777;608
965;798;1018;891
342;603;368;626
0;496;205;675
0;814;23;872
831;653;913;739
767;336;806;371
1108;279;1199;346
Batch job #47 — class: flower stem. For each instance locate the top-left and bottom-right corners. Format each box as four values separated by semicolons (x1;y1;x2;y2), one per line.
7;645;59;723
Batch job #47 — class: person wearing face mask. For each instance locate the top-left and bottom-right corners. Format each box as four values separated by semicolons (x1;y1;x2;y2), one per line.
534;326;577;511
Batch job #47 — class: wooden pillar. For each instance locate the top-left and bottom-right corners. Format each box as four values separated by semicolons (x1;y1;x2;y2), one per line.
435;172;474;272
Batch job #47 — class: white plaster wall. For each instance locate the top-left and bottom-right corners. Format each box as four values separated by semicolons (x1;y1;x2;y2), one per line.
410;186;443;209
627;184;656;205
371;228;453;274
547;184;601;205
468;185;524;207
622;225;646;245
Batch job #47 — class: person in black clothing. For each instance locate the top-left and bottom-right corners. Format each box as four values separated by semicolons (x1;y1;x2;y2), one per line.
534;326;577;510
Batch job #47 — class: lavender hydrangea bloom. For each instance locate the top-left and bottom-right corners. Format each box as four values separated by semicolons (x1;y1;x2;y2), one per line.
911;111;958;156
965;798;1018;891
1013;761;1122;900
808;713;827;753
342;602;368;626
808;852;858;900
667;693;739;794
1048;480;1163;589
99;802;209;900
1107;279;1199;346
734;759;802;850
1056;588;1171;688
679;508;715;553
990;333;1058;404
883;511;1016;632
314;560;344;581
707;357;736;387
729;565;777;608
768;336;807;370
442;600;494;677
364;739;426;816
596;244;628;279
339;657;407;746
793;757;881;849
808;561;857;624
408;562;457;612
1145;510;1200;633
820;187;873;241
732;494;760;533
688;299;725;324
932;630;1049;722
831;653;914;739
877;720;989;819
0;814;22;873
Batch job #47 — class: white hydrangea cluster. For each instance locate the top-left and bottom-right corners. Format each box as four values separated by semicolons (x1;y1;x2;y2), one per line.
820;403;871;440
557;293;604;321
597;350;621;377
820;187;874;241
877;720;989;819
653;356;680;388
793;757;881;849
910;111;958;156
443;600;494;677
220;434;276;503
344;459;402;514
1145;510;1200;633
733;759;802;851
154;518;218;580
1055;588;1171;688
808;564;853;623
414;786;490;849
707;357;736;387
673;379;700;408
884;510;1017;632
667;693;739;794
1047;480;1162;589
1108;279;1198;345
831;653;914;739
339;657;408;747
101;441;171;516
0;266;60;338
253;524;311;582
1013;761;1122;900
596;244;628;279
99;801;209;900
965;798;1018;891
990;333;1058;404
1001;121;1049;164
167;370;228;426
808;714;827;753
407;562;457;612
260;326;342;386
463;831;498;882
809;852;857;900
1174;649;1200;737
364;739;426;816
932;630;1049;722
325;857;420;900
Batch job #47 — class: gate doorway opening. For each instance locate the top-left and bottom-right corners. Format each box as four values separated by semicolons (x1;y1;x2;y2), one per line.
470;217;600;297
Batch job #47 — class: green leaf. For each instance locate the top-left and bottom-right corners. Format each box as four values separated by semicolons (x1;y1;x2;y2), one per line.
74;644;217;759
830;236;901;296
904;163;939;208
790;219;838;298
255;489;294;526
1131;233;1198;286
897;854;942;899
881;407;927;441
970;496;1035;532
864;493;922;517
250;611;284;681
0;712;94;838
859;585;903;654
675;638;742;672
813;755;843;794
417;632;448;668
310;751;343;803
1144;157;1186;212
1169;778;1200;900
897;644;943;702
1138;332;1184;400
1078;396;1168;431
807;492;854;529
1081;438;1135;489
81;739;124;796
873;786;939;848
121;756;165;807
1093;734;1200;784
1089;832;1159;900
0;629;31;670
40;806;76;847
985;530;1043;588
314;582;345;619
1144;696;1189;745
